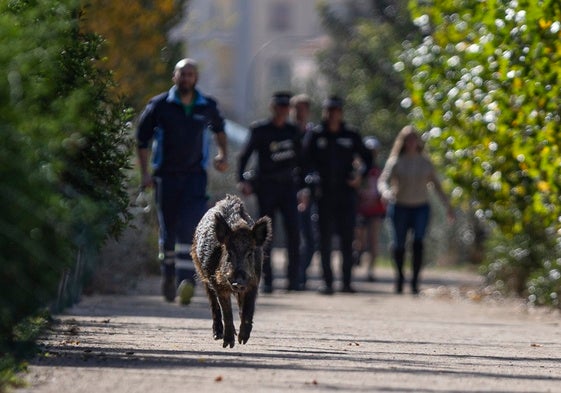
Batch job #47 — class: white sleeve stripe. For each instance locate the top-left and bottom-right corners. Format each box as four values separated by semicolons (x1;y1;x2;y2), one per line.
175;259;195;269
176;243;192;253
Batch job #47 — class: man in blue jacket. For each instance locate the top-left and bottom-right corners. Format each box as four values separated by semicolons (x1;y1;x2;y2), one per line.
136;58;228;304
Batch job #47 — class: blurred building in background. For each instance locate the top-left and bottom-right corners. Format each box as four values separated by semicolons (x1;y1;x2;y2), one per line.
174;0;330;125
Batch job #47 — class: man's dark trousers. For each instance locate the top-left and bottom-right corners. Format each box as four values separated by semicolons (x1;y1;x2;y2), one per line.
317;191;357;289
155;172;207;286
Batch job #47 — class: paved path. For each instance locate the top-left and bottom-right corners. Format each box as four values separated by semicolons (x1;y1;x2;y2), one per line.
20;253;561;393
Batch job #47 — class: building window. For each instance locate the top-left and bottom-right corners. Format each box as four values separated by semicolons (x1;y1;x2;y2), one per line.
269;2;291;32
268;58;291;90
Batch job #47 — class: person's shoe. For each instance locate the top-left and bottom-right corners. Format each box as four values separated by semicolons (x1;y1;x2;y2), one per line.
395;276;404;294
317;285;334;295
340;285;356;294
262;284;273;294
162;275;176;302
367;273;376;282
177;280;195;306
411;284;420;295
286;282;303;292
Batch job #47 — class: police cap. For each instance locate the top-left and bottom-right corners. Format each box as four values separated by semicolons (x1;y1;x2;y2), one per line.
271;91;292;106
322;95;344;109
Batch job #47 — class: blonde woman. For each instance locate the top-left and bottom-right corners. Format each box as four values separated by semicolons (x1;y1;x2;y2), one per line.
378;126;454;294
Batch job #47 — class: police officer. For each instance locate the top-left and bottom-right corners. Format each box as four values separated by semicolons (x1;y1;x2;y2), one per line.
304;95;372;294
238;91;302;293
290;94;318;290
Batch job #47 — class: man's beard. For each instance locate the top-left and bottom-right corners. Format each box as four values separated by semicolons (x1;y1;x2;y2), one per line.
177;85;194;95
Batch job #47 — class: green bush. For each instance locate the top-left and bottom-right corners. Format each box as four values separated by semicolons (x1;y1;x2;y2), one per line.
482;230;552;294
402;0;561;306
482;229;561;308
527;248;561;308
0;0;132;345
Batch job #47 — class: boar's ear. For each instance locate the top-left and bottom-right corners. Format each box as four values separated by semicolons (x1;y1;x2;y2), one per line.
214;213;231;244
252;216;272;246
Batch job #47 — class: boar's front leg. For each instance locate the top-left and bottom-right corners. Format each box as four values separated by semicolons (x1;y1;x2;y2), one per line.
238;286;258;345
217;294;236;348
203;283;223;340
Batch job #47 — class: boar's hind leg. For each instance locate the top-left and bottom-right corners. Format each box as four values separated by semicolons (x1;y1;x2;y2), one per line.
203;284;223;340
217;294;236;348
238;286;258;345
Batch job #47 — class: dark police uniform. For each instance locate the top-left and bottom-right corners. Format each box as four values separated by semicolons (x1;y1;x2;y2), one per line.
305;119;372;292
238;101;302;291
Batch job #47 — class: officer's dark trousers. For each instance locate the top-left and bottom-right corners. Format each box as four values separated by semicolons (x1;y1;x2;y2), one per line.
298;200;317;286
317;191;357;289
154;172;208;287
257;181;300;290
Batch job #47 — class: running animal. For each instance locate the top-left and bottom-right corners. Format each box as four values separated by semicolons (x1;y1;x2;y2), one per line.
192;194;272;348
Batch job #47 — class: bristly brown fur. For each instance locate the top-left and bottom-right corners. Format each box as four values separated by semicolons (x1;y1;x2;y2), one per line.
191;194;271;348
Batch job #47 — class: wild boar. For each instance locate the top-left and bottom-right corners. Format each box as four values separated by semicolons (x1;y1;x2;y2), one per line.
192;194;272;348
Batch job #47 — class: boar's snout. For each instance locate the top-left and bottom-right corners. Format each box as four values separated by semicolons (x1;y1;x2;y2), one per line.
229;270;248;293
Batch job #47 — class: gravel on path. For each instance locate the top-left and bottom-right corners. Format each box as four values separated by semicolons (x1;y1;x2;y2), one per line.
19;252;561;393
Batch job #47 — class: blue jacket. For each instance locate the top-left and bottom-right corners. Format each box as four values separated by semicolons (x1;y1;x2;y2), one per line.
136;86;225;175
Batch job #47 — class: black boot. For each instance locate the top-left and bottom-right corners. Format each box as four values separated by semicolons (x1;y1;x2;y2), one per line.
393;248;405;294
262;250;273;293
412;241;423;294
160;261;176;302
